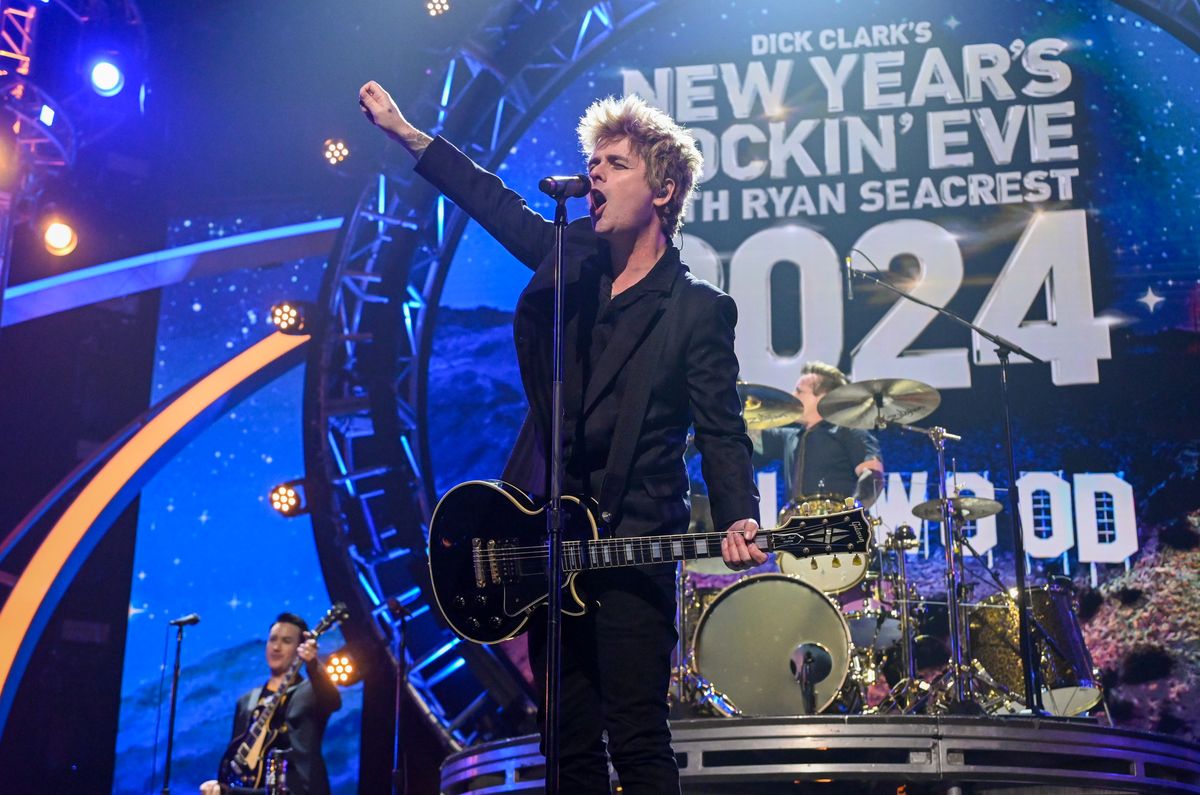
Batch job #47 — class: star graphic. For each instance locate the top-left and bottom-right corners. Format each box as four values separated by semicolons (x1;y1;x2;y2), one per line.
228;594;242;609
129;603;147;618
1137;287;1164;313
945;15;960;30
199;510;210;524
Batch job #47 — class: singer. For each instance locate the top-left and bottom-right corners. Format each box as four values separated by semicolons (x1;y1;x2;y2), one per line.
199;613;341;795
359;83;760;794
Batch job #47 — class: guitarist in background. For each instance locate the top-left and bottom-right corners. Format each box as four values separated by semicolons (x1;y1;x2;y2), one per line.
199;613;341;795
360;83;763;794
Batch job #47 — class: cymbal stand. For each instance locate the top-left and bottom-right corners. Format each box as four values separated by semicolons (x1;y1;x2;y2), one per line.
849;248;1047;715
880;524;925;713
891;421;983;714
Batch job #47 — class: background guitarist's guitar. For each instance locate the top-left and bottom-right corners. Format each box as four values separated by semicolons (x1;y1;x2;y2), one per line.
216;602;349;790
428;480;871;644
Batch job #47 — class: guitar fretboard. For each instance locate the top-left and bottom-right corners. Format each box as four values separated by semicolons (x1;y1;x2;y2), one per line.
561;531;773;571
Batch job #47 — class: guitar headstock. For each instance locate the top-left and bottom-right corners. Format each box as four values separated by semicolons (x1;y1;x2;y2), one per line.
310;602;349;639
770;507;871;557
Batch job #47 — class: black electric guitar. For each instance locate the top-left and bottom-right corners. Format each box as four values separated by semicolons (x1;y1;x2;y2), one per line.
216;602;349;789
428;480;871;644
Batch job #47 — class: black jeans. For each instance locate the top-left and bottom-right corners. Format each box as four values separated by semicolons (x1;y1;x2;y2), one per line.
528;565;680;795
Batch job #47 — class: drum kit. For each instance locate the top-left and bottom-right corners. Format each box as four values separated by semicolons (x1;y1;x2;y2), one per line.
671;378;1104;720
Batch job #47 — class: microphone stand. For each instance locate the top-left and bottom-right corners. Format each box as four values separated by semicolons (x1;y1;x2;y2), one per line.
543;194;571;794
389;598;410;795
848;250;1048;716
161;622;189;795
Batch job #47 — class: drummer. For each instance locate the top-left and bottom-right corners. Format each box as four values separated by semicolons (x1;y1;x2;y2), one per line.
752;362;885;510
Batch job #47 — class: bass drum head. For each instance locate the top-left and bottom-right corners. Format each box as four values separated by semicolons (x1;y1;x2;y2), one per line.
692;574;850;716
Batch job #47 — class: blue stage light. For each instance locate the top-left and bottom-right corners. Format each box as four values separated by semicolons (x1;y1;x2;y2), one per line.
90;60;125;97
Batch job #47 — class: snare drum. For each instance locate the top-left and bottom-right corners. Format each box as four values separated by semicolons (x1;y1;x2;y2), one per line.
691;574;851;716
777;494;869;593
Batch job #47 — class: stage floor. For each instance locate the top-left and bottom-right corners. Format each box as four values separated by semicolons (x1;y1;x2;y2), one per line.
440;715;1200;794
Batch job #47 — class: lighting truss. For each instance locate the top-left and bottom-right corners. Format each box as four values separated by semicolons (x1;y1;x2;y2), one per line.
307;0;664;750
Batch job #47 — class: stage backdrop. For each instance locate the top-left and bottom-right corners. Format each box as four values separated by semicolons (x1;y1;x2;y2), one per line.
111;210;362;795
428;0;1199;738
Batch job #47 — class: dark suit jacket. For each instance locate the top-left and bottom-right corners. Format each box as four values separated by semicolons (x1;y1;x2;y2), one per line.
416;137;759;536
228;667;341;795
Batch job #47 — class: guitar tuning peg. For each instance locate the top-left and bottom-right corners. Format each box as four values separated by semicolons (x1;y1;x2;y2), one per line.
831;556;841;568
852;554;862;566
810;558;819;570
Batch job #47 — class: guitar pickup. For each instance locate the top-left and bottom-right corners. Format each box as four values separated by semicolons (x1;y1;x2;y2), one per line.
472;538;486;587
475;539;522;586
496;539;521;584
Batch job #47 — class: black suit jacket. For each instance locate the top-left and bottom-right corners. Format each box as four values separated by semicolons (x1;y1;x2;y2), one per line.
416;137;759;536
228;668;341;795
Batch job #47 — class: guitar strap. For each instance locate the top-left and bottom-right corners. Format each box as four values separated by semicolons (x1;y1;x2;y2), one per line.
595;272;679;527
246;686;264;716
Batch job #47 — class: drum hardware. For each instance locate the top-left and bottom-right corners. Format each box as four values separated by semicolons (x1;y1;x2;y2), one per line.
792;643;834;715
670;656;741;717
847;248;1049;715
888;420;985;714
889;524;919;709
688;668;741;717
817;376;982;711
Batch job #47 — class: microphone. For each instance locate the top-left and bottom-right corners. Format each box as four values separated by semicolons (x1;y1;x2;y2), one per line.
844;255;854;301
168;613;200;626
538;174;591;199
386;596;411;621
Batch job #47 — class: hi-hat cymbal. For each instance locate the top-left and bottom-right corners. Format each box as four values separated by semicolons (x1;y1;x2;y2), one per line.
817;378;940;429
737;381;804;429
912;496;1004;522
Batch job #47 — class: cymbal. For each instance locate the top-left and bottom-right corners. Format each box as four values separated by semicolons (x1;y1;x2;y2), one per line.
912;496;1004;522
737;381;805;430
817;378;940;429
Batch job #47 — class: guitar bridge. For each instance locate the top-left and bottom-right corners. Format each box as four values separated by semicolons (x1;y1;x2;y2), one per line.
472;538;485;587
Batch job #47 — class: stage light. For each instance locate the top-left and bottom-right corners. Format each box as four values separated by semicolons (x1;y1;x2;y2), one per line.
38;105;54;127
43;219;79;257
90;59;125;97
322;138;350;167
268;301;312;334
325;648;360;686
426;0;450;16
269;481;307;516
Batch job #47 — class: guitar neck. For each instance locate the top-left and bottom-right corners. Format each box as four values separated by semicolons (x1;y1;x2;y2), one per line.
560;529;768;571
236;610;345;766
555;508;868;572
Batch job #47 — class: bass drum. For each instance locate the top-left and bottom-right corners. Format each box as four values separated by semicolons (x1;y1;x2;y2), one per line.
776;494;869;593
691;574;851;715
969;579;1101;716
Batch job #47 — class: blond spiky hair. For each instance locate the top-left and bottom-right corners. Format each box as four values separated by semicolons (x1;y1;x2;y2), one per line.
577;94;703;239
